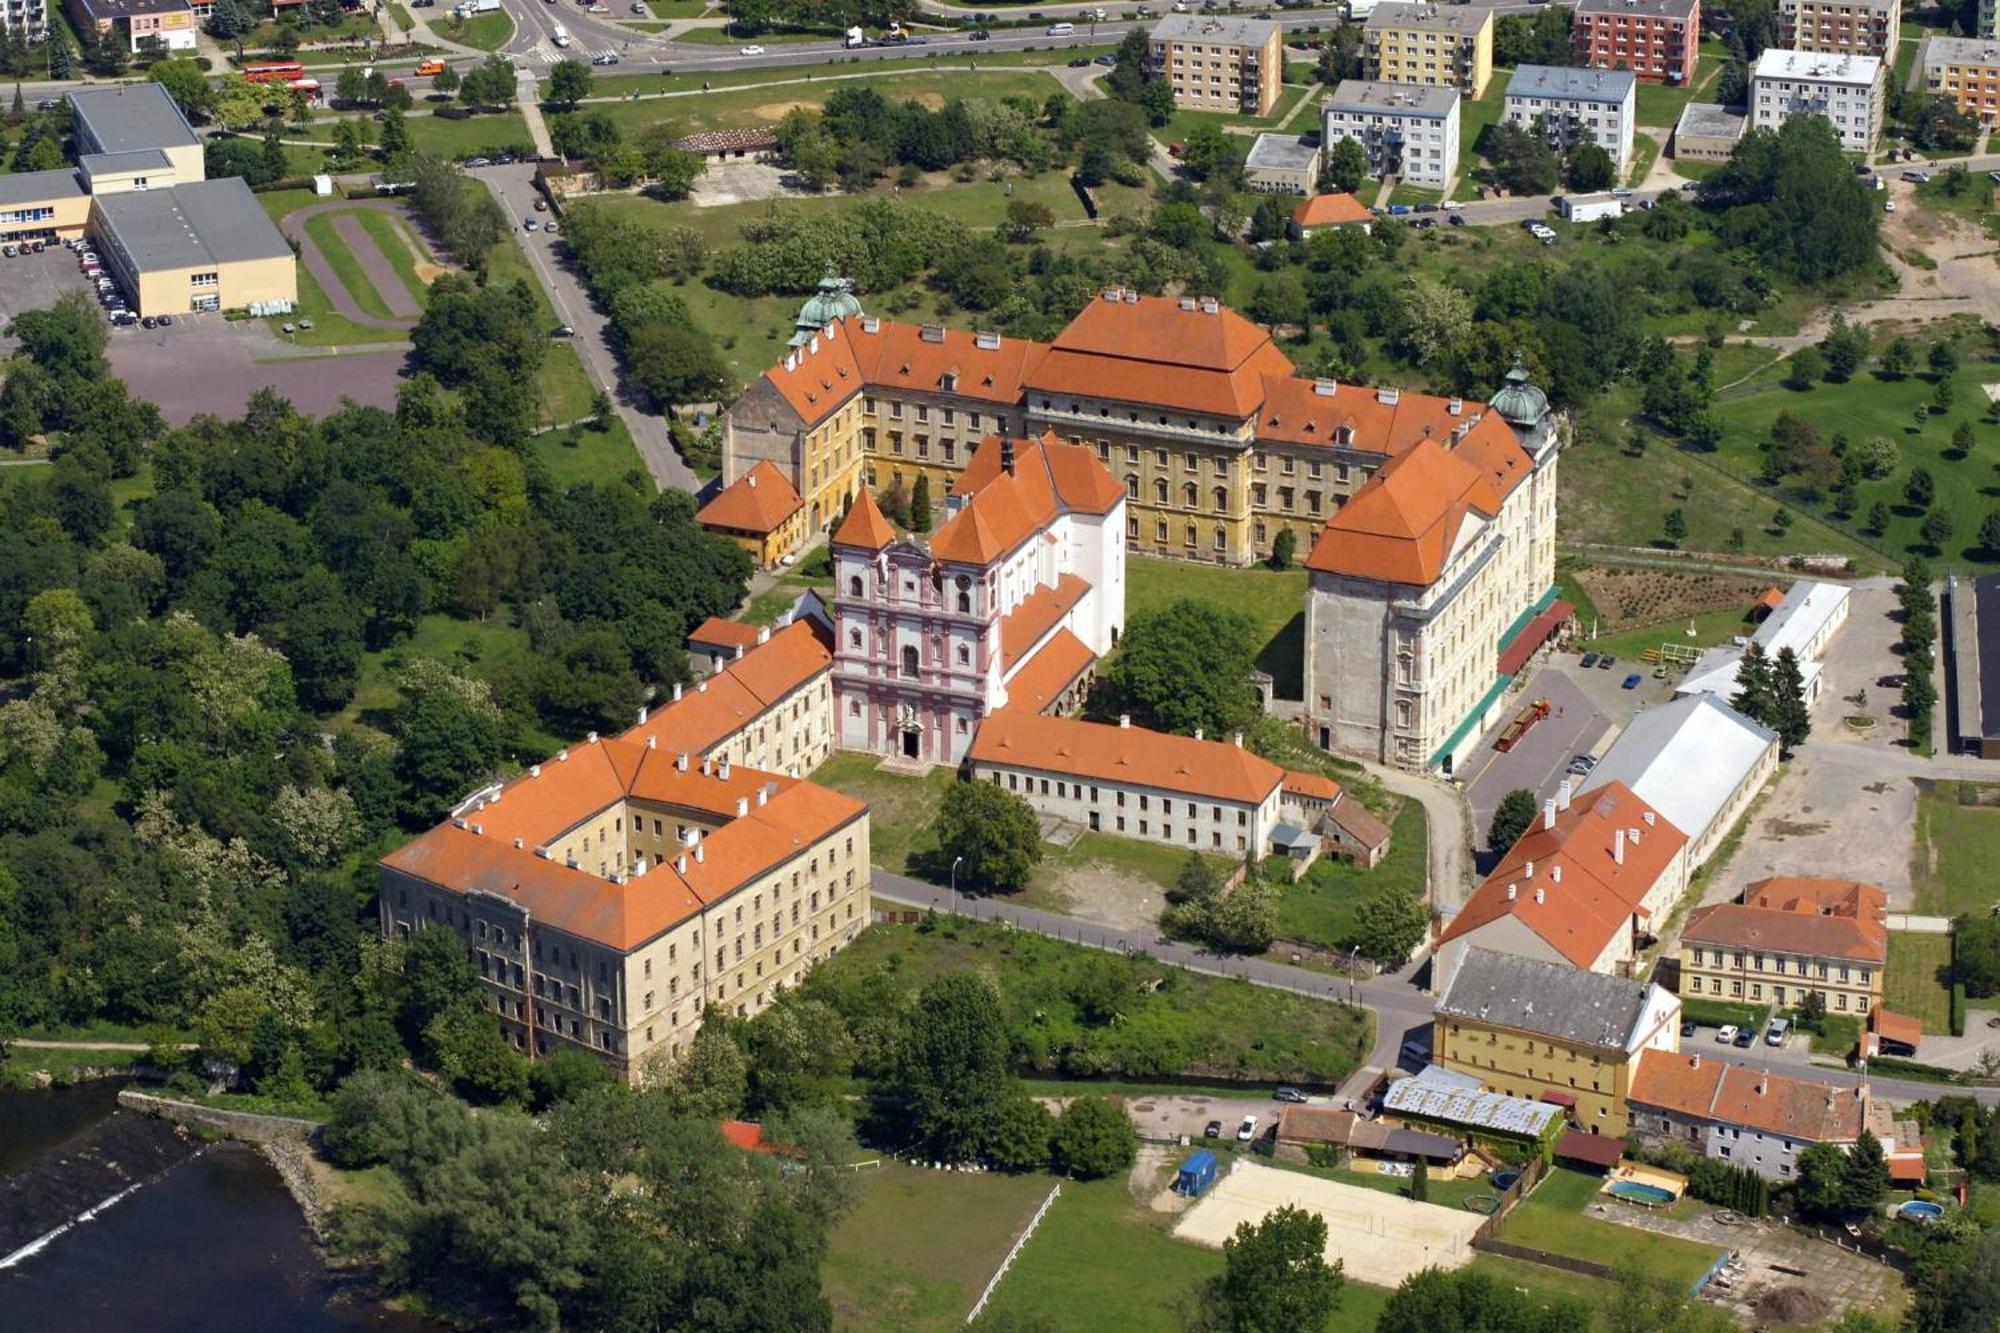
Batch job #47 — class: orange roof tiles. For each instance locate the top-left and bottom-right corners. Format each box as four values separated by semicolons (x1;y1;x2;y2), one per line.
1869;1008;1923;1049
688;617;764;655
696;461;803;536
1001;627;1095;714
832;488;895;551
682;781;866;899
761;320;864;427
968;713;1284;805
1282;770;1341;802
1631;1050;1868;1143
1743;877;1886;919
1024;291;1299;419
1256;377;1516;458
1683;902;1886;965
998;573;1091;671
850;319;1047;405
1292;193;1373;229
723;620;831;706
953;432;1125;517
933;432;1121;566
621;621;829;759
1304;437;1504;586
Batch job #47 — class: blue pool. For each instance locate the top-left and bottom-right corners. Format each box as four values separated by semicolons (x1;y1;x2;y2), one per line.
1607;1180;1679;1206
1492;1170;1521;1191
1900;1200;1945;1222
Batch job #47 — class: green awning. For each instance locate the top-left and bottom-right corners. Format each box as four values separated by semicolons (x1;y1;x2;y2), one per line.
1429;673;1514;770
1495;584;1562;655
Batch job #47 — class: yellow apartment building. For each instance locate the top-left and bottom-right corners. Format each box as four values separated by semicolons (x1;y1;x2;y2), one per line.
1924;36;2000;123
1365;1;1495;98
1148;13;1285;116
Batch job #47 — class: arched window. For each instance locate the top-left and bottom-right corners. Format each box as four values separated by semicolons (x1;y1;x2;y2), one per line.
1182;482;1198;509
1213;526;1226;551
1154;478;1168;504
1212;486;1227;512
1125;474;1139;498
848;575;863;597
848;629;862;649
956;645;971;665
955;574;972;615
901;645;920;678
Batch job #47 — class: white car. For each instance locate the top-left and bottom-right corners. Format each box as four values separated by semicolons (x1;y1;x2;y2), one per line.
1715;1024;1739;1044
740;43;765;54
1236;1114;1259;1141
1885;198;1897;213
1441;198;1461;209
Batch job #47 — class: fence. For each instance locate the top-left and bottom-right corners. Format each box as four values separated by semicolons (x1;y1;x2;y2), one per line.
965;1182;1061;1325
1470;1236;1619;1282
1887;914;1953;934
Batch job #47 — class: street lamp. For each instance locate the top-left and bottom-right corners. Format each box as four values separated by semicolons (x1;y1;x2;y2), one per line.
950;855;964;916
1347;945;1359;1006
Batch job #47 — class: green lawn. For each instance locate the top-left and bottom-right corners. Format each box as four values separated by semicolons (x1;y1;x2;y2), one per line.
253;189;412;346
672;24;829;44
339;610;536;728
530;415;649;490
1125;554;1307;696
1160;78;1319;149
1677;996;1766;1031
405;110;536;160
822;1163;1054;1331
536;342;600;426
813;753;955;872
1886;931;1955;1034
1912;781;2000;917
1274;803;1426;954
1576;606;1760;669
303;211;397;321
1459;68;1512;173
745;567;836;625
352;209;432;307
1;1046;145;1086
574;67;1068;135
1625;132;1661;189
1499;1168;1723;1289
1633;44;1726;129
444;9;513;49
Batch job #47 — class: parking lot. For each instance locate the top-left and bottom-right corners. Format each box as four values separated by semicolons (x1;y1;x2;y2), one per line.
0;243;101;340
1121;1093;1335;1146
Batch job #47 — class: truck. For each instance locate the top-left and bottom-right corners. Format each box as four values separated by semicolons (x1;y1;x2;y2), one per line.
552;20;571;44
415;58;446;76
1555;193;1623;223
845;24;864;45
1493;698;1551;753
453;0;498;14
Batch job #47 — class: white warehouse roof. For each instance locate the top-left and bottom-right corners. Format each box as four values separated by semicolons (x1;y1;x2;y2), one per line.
1576;694;1776;857
1676;580;1849;700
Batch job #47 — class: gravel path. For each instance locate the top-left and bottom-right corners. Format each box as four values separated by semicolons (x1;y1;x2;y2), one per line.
331;213;422;319
277;198;429;331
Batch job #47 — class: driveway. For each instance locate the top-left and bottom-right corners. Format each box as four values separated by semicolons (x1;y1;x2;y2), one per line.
108;317;408;425
278;198;431;332
1122;1094;1302;1145
1456;668;1613;854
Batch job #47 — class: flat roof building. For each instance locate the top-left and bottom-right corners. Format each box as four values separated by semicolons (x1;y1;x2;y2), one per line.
1504;64;1639;174
69;84;205;183
1675;579;1850;704
0;169;92;246
1948;574;2000;757
1750;47;1885;152
1149;14;1285;116
1781;0;1899;58
1573;0;1701;85
1365;1;1495;97
1924;37;2000;125
64;0;196;50
1672;100;1749;159
1320;79;1462;189
1244;133;1323;196
1578;693;1778;871
92;177;297;318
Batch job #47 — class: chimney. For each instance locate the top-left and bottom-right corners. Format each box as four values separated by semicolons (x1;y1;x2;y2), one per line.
529;764;541;778
758;626;770;644
1194;728;1204;741
677;854;688;874
758;782;773;806
698;680;708;693
676;751;689;772
672;682;683;701
747;473;757;489
557;748;569;762
1543;798;1558;831
1614;829;1625;865
1556;777;1572;811
1691;1052;1700;1069
736;796;749;817
734;644;745;659
586;731;598;744
1629;825;1642;845
646;736;657;750
513;837;523;849
637;706;648;725
1506;883;1517;900
1119;714;1131;729
1534;886;1545;904
1233;733;1243;748
1757;1075;1767;1096
695;842;705;864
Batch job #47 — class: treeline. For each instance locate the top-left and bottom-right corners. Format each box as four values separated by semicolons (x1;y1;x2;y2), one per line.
724;0;915;35
557;204;735;411
407;153;509;265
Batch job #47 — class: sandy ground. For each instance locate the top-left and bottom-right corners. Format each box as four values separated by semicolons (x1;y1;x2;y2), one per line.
1172;1161;1482;1287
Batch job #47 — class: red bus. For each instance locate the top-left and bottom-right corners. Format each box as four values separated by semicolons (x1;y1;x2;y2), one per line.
244;61;306;83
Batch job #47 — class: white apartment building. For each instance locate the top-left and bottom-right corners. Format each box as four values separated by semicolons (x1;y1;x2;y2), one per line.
1750;47;1884;152
1321;79;1462;188
1504;64;1638;174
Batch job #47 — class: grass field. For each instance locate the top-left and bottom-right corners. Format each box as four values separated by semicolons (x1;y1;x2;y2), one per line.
813;753;954;872
1677;996;1766;1031
673;24;828;44
1499;1168;1723;1289
1886;931;1955;1033
822;1163;1053;1331
1459;68;1512;172
1633;44;1726;129
575;66;1068;135
530;416;648;489
352;209;431;307
444;9;513;49
253;189;412;346
1912;780;2000;916
1274;804;1426;954
303;212;397;321
1125;554;1307;696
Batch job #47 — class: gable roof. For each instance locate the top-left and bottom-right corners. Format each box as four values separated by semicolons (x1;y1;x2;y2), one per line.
1001;628;1095;714
1292;193;1373;229
831;488;896;550
1577;694;1777;850
1382;1063;1563;1138
760;319;864;426
932;434;1122;565
623;621;830;758
968;713;1285;805
1023;290;1298;419
1436;947;1671;1051
1257;378;1526;468
688;617;765;655
1685;878;1887;965
1630;1049;1868;1143
850;319;1046;405
696;461;803;535
1304;437;1505;586
953;431;1125;516
998;573;1091;672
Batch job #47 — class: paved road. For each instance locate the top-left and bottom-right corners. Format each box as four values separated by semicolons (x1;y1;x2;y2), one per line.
471;163;698;491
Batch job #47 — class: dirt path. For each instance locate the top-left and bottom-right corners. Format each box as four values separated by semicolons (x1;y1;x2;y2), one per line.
331;213;423;319
278;198;430;332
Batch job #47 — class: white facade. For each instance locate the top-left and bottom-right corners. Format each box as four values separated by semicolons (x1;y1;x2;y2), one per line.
1675;579;1851;705
1503;65;1638;174
1320;80;1462;188
1750;48;1884;151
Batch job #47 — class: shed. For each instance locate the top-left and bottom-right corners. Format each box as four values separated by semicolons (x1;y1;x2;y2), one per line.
312;173;334;197
1866;1007;1922;1058
1554;1128;1626;1173
1176;1149;1219;1197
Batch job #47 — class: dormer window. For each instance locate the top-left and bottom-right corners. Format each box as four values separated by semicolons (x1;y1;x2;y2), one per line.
1336;426;1355;447
940;372;958;392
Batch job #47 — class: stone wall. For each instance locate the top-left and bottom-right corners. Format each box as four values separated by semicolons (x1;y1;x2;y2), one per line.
116;1089;321;1145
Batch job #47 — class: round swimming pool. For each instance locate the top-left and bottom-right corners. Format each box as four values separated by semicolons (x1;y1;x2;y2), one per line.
1900;1200;1945;1222
1607;1180;1679;1206
1492;1170;1521;1191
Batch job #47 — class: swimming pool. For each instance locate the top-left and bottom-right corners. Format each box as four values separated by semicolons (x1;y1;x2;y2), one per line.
1607;1180;1678;1206
1492;1170;1521;1192
1900;1200;1945;1222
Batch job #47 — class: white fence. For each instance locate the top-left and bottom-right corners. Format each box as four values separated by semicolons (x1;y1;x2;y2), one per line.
965;1182;1061;1325
1887;915;1954;934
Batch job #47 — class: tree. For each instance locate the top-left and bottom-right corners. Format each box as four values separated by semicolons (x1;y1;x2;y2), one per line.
392;659;505;821
1854;434;1898;479
1882;337;1916;378
148;56;213;120
935;779;1042;893
432;64;460;99
1322;136;1368;194
1866;501;1891;535
1786;345;1825;389
335;63;369;107
898;973;1010;1161
1793;1142;1848;1216
1771;646;1811;755
1099;599;1258;738
1410;1156;1429;1202
987;1090;1055;1171
1199;1205;1344;1333
1906;466;1936;510
1488;787;1539;852
664;1022;748;1120
546;58;591;111
1819;314;1869;381
1269;526;1297;571
1180;122;1245;184
1841;1128;1890;1212
1930;338;1960;380
910;473;932;533
1730;641;1776;726
1979;511;2000;557
1353;889;1429;964
1049;1095;1137;1179
1396;277;1472;367
379;105;411;161
1663;508;1687;548
624;322;730;411
1000;198;1055;243
1922;507;1955;555
1565;141;1615;192
1379;1267;1590;1333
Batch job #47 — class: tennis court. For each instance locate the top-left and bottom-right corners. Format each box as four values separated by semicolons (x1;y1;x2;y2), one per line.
1171;1162;1485;1287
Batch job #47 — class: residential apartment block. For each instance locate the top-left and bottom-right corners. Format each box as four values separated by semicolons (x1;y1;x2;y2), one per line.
1985;0;1998;40
1781;0;1900;58
1573;0;1701;84
1680;878;1887;1016
830;432;1125;765
1434;948;1682;1134
1302;364;1561;773
377;622;865;1081
1148;13;1284;115
1;0;47;43
1320;80;1462;189
1364;2;1494;97
1750;48;1885;152
1923;37;2000;124
1504;65;1639;175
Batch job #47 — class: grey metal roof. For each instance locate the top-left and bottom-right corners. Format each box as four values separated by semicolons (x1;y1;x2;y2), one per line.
1674;101;1748;142
1150;12;1280;46
1924;36;2000;70
0;167;85;208
1577;693;1775;849
1246;134;1319;172
67;84;200;157
1506;64;1639;104
1575;0;1698;18
92;178;293;274
1382;1064;1563;1137
1975;575;2000;740
1435;947;1653;1050
1365;1;1489;34
66;0;191;18
1323;78;1460;118
80;148;174;177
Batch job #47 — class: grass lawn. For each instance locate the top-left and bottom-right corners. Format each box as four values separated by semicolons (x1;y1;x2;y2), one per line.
745;567;836;625
444;9;513;49
1577;605;1760;668
1125;554;1306;695
1802;1012;1863;1056
1459;68;1512;170
404;110;536;160
339;610;535;729
1;1046;144;1085
352;209;432;307
813;753;955;872
673;25;829;44
1633;44;1726;129
1160;78;1318;148
822;1162;1054;1331
580;67;1068;134
1886;931;1955;1033
254;189;412;346
303;212;396;321
1912;780;2000;916
1500;1168;1723;1289
1274;803;1425;954
1677;996;1766;1031
529;415;648;489
536;341;600;426
815;918;1375;1084
1625;132;1661;189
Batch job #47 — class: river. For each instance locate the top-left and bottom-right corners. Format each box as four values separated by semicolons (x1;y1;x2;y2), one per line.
0;1082;435;1332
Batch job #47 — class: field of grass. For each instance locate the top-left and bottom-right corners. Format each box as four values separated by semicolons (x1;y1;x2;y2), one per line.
1911;780;2000;917
406;110;536;160
1625;132;1661;190
1274;804;1425;954
673;24;828;44
253;189;414;346
530;415;649;490
1576;606;1757;668
1160;78;1319;150
352;210;431;307
1633;44;1726;129
1677;996;1766;1031
1886;931;1955;1033
822;1163;1053;1330
579;66;1068;135
1125;554;1307;696
813;753;955;872
1500;1168;1723;1288
1459;68;1512;171
303;212;396;321
444;9;513;49
744;566;836;625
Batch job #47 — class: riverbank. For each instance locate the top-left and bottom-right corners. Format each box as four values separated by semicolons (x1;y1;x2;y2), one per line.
116;1088;334;1243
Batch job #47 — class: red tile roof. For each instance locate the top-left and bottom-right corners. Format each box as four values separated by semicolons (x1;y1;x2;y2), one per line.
1554;1128;1627;1168
1001;627;1095;714
1282;770;1341;802
761;319;863;426
1496;600;1575;678
696;461;803;536
1630;1050;1868;1143
1255;380;1522;464
831;487;895;551
623;621;829;757
968;713;1284;804
998;573;1091;672
1868;1008;1923;1050
1304;437;1506;586
850;319;1046;405
1683;903;1886;966
953;431;1125;516
1024;291;1299;419
1292;193;1372;229
688;617;764;655
932;434;1122;565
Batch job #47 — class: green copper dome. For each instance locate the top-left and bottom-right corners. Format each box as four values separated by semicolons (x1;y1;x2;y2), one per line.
789;270;863;346
1489;360;1549;428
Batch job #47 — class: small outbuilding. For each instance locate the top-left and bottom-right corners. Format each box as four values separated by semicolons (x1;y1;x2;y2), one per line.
1554;1127;1627;1174
1176;1149;1219;1197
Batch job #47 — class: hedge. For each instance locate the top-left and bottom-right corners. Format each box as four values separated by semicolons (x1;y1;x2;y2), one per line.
1952;982;1967;1038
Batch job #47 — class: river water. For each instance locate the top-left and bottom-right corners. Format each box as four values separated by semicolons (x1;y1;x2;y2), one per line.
0;1082;435;1332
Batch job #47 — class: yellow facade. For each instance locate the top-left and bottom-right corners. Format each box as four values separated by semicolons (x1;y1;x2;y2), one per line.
1367;7;1494;98
1434;1013;1645;1133
1679;942;1881;1016
1152;26;1284;115
1927;53;2000;124
705;671;836;776
119;250;296;318
0;180;90;244
709;504;808;570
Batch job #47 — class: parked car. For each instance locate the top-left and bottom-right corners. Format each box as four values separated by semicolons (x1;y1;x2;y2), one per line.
141;315;156;329
1902;169;1931;183
1885;198;1897;212
523;218;540;230
551;324;576;338
1766;1018;1791;1046
1716;1024;1739;1044
1579;651;1600;668
1597;654;1615;669
1068;56;1091;66
1387;204;1411;215
1095;53;1117;65
1610;187;1633;198
1414;202;1439;212
158;314;172;326
534;198;549;211
1622;672;1642;689
465;156;491;167
1273;1085;1308;1104
1204;1119;1222;1138
1448;213;1465;226
1733;1027;1755;1049
969;28;989;39
739;43;765;54
1680;1020;1697;1038
544;222;558;234
1236;1114;1259;1141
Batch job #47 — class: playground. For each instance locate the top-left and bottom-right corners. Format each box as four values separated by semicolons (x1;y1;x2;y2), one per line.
1171;1162;1485;1288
